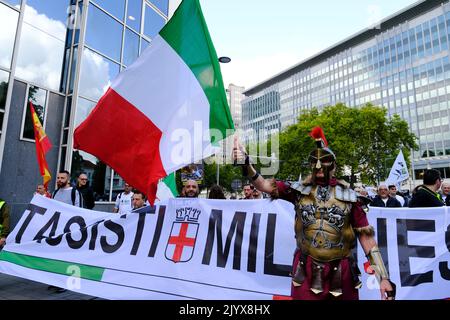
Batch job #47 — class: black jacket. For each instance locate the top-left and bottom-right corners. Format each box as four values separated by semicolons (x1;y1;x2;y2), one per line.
371;195;402;208
409;186;444;207
77;185;95;209
443;195;450;206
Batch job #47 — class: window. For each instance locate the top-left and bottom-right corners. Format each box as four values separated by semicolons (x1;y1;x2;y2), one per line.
0;70;9;135
71;150;114;202
91;0;125;21
74;97;96;127
150;0;169;16
16;1;66;91
3;0;21;7
79;48;120;101
140;38;150;54
0;3;19;70
85;4;123;62
126;0;142;32
22;86;47;140
143;3;166;39
123;28;140;66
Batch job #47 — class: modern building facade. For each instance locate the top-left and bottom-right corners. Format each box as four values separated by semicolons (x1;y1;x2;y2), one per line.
242;0;450;182
0;0;178;225
227;83;245;130
218;83;245;164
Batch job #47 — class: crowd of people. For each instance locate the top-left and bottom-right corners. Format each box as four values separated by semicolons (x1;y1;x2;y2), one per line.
355;169;449;208
0;148;449;299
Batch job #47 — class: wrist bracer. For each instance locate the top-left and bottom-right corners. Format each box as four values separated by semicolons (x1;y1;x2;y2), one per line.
367;246;389;282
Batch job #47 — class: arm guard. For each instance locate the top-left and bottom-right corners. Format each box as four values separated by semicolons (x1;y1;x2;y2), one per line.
367;246;389;282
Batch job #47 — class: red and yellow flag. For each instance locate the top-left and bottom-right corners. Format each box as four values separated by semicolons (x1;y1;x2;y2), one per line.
30;102;52;188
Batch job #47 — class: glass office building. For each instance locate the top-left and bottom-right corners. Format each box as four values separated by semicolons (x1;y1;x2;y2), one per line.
242;0;450;181
0;0;176;223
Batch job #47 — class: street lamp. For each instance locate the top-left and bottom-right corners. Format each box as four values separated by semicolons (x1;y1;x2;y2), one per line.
215;56;231;186
218;56;231;63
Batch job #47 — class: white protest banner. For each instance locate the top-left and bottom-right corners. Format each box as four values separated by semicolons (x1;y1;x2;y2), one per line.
359;206;450;300
2;196;450;300
0;195;295;300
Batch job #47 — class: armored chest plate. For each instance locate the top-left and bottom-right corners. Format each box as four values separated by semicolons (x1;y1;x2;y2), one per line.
295;185;356;262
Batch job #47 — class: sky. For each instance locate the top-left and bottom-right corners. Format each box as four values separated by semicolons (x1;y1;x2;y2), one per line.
199;0;418;90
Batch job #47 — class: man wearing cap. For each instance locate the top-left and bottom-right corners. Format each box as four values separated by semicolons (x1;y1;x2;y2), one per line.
233;127;395;300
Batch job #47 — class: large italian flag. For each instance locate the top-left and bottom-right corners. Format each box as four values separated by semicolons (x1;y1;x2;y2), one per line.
74;0;234;204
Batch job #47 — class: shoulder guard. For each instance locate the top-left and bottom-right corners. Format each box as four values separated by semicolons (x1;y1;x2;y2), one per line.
334;185;357;203
290;181;313;195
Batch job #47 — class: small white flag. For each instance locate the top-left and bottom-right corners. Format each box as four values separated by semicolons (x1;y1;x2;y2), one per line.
386;150;409;187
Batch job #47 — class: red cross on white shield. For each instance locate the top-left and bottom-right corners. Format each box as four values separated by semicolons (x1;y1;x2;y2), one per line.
165;222;199;263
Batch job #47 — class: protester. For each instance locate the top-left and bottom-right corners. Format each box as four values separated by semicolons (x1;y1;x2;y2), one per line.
208;184;226;199
388;184;405;207
132;191;147;210
50;170;83;293
252;188;262;199
409;169;444;207
113;183;134;214
233;127;394;300
52;170;83;208
371;184;402;208
439;181;450;206
76;172;95;209
35;184;51;198
183;180;200;198
242;184;254;200
0;198;11;249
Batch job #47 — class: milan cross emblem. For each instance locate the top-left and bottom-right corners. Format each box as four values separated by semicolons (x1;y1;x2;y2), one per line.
165;207;201;263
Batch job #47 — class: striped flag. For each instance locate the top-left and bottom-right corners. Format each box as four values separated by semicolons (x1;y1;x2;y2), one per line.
30;102;52;188
73;0;234;204
156;172;179;202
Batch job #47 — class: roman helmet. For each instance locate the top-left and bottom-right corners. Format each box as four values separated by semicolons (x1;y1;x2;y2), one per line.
308;126;336;184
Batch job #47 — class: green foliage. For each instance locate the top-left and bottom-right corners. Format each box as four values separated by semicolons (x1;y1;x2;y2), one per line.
203;159;243;192
276;103;418;186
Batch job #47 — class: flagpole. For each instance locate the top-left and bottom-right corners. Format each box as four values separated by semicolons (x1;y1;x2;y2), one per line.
410;148;415;190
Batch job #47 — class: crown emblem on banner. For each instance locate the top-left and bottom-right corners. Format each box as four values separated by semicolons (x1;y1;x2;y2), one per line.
175;207;201;222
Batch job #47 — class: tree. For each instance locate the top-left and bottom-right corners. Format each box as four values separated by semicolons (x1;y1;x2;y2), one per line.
277;103;418;186
203;160;242;193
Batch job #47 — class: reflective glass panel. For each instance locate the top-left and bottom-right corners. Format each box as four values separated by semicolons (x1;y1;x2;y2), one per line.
71;150;112;202
123;28;139;66
0;70;9;109
16;1;67;91
79;48;120;101
85;4;123;61
0;3;19;69
69;46;78;93
74;97;96;127
0;111;4;132
64;96;72;128
16;23;65;91
149;0;168;16
91;0;125;21
23;86;47;140
60;48;71;93
25;0;68;31
126;0;142;32
140;37;150;55
143;4;165;39
3;0;21;7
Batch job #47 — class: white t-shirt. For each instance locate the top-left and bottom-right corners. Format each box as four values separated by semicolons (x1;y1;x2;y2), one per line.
114;192;134;214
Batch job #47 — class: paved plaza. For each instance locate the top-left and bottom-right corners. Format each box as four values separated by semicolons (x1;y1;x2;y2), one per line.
0;272;100;300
